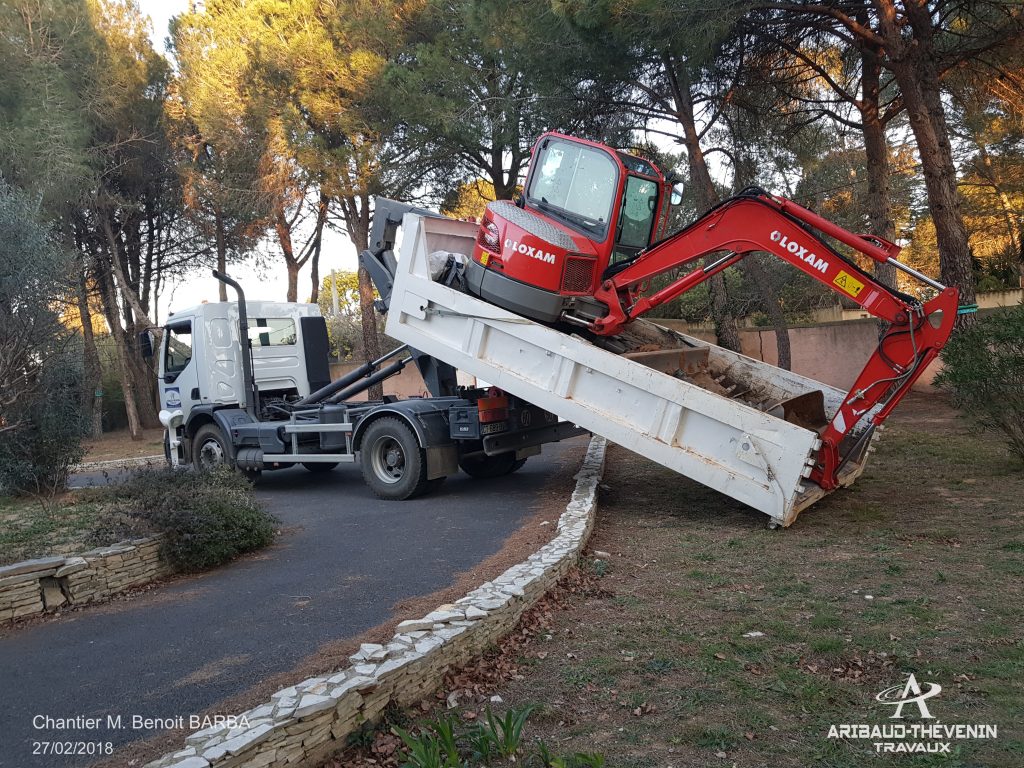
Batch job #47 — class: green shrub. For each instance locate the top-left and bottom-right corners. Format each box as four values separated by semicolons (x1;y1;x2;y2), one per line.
0;181;88;495
97;468;276;572
934;304;1024;462
0;359;89;495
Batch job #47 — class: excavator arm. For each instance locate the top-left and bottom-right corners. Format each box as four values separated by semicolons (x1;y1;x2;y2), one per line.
592;189;959;491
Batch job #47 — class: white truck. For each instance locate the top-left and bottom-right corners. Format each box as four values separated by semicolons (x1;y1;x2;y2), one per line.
151;268;585;498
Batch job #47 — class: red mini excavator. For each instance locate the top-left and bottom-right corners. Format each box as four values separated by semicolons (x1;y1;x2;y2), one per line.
465;132;959;492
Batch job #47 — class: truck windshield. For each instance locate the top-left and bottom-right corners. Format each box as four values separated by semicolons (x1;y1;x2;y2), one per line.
527;139;617;236
164;322;192;374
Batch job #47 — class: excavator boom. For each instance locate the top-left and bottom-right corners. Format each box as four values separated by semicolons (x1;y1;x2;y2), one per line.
594;191;923;331
591;188;959;489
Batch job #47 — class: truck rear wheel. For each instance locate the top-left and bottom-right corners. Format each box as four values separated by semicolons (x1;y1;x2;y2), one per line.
192;424;229;471
359;417;433;499
459;452;527;479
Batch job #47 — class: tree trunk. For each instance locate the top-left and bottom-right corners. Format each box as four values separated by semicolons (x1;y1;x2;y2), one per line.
860;43;898;289
309;249;320;304
285;261;300;304
859;39;898;337
899;65;975;306
96;265;143;441
309;195;328;303
76;268;104;438
878;2;976;316
97;215;162;430
115;337;144;441
275;208;300;303
665;53;742;352
126;330;160;428
215;210;228;302
344;194;384;400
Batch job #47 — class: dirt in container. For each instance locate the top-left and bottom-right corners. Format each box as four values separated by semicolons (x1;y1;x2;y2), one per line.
608;318;829;429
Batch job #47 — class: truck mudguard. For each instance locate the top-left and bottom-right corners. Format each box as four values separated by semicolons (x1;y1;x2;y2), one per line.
351;398;459;451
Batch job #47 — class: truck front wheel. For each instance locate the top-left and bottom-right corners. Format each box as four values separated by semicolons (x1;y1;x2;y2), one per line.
359;417;434;500
192;424;230;471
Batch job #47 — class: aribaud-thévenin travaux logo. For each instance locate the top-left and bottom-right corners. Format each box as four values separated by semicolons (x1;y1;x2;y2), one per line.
827;674;999;754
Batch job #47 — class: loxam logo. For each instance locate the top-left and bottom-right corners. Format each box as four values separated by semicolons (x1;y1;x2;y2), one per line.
770;230;829;273
876;674;942;719
505;238;557;265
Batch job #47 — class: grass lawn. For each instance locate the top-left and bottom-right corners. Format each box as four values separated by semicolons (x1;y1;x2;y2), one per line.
0;429;165;565
83;427;165;463
0;492;107;565
485;393;1023;767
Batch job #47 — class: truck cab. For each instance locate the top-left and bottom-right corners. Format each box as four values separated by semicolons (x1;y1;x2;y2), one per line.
158;301;330;464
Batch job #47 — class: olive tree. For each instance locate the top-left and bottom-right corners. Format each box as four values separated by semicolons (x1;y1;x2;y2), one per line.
0;182;88;494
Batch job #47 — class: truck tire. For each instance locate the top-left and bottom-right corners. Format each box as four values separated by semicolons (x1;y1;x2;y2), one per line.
359;417;433;499
192;424;230;471
302;462;338;473
458;452;527;479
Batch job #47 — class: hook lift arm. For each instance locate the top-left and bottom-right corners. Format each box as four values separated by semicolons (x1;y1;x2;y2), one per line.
590;188;960;491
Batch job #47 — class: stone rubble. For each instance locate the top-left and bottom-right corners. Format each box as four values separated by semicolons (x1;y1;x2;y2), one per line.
144;436;607;768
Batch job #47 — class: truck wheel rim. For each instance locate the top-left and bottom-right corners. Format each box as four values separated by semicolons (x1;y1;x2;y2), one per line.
198;438;225;470
370;436;405;483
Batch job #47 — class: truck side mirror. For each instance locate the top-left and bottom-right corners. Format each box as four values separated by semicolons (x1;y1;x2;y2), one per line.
138;329;155;359
670;182;685;206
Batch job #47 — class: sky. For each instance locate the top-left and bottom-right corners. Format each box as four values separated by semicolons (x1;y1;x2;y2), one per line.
137;0;361;321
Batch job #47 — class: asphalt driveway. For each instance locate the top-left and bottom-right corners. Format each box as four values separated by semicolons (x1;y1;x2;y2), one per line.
0;439;583;767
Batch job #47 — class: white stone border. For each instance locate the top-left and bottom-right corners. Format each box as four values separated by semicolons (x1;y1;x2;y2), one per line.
0;537;173;623
145;436;607;768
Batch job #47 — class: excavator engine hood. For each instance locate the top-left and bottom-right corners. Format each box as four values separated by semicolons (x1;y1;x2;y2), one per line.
467;200;598;322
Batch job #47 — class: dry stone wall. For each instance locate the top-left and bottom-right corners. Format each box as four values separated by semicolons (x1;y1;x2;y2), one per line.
144;436;607;768
0;538;173;622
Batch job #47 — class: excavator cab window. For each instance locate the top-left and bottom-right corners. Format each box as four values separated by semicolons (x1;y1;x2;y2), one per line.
526;138;617;236
611;175;659;264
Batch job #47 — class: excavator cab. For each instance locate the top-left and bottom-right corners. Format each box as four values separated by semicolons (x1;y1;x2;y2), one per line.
467;132;676;323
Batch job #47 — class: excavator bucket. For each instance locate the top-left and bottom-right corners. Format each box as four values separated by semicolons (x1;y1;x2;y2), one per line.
777;390;829;432
385;213;882;526
625;348;829;432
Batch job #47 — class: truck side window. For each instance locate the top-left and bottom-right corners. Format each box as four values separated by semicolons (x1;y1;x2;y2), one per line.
165;322;193;374
250;318;297;347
